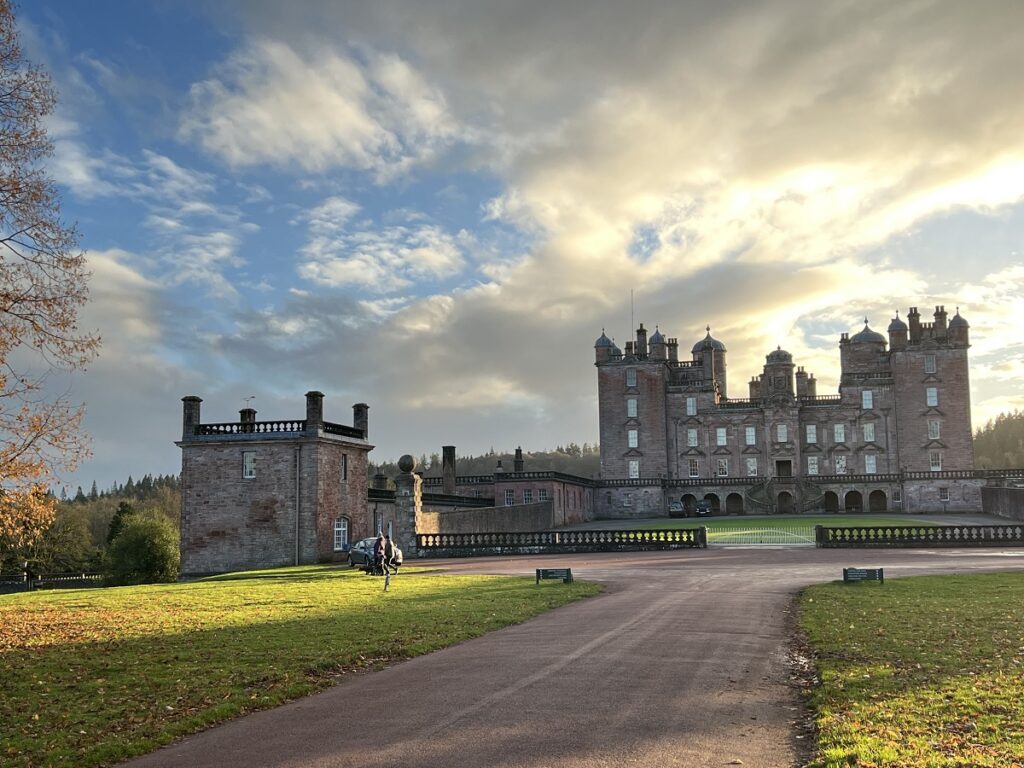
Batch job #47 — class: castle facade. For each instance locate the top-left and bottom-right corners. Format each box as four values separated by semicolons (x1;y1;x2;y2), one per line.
594;305;980;516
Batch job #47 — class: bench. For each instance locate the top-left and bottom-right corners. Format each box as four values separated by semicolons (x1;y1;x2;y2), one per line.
536;568;573;584
843;567;883;584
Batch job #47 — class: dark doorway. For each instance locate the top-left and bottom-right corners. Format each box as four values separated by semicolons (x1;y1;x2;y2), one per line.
704;493;721;514
682;494;697;514
726;493;744;515
869;490;887;512
823;491;840;513
775;460;792;477
777;491;795;514
845;490;863;513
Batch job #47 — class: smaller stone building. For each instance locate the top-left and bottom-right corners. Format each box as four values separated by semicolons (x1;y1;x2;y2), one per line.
178;392;373;576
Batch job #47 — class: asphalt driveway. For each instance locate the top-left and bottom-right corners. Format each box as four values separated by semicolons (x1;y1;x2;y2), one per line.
122;546;1024;768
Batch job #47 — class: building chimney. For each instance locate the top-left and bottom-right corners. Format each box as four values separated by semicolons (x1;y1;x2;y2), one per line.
305;391;324;430
934;305;948;333
239;407;256;433
908;307;921;342
667;338;678;363
182;396;202;440
442;445;456;495
514;446;524;473
636;323;648;357
373;473;389;490
353;402;369;438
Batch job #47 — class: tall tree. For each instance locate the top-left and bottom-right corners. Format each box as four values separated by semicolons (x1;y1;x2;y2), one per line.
0;0;99;558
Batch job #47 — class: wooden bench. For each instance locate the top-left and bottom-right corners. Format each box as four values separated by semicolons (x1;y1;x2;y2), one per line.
536;568;573;584
843;567;883;584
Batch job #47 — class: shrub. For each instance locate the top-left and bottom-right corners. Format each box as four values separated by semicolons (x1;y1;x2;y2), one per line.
107;514;179;585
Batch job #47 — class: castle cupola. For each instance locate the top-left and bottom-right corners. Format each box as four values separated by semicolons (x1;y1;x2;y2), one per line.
948;307;970;345
594;329;614;363
849;319;886;346
693;326;728;398
691;327;726;355
649;326;667;360
888;311;908;351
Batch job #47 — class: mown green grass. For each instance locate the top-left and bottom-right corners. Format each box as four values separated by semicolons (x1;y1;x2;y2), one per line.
800;572;1024;767
0;565;600;767
637;515;937;543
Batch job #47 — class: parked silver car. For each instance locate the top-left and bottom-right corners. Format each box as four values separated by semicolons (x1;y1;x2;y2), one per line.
347;537;403;569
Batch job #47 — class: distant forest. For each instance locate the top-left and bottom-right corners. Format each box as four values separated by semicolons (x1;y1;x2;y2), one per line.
370;442;601;479
974;411;1024;469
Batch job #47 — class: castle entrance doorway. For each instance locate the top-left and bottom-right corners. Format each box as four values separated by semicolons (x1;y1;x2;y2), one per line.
777;491;795;514
869;490;887;512
823;491;839;513
844;490;863;513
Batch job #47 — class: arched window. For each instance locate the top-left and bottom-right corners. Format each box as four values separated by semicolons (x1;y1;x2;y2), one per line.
333;517;350;551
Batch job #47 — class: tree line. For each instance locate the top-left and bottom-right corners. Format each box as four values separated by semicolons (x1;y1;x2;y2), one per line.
370;443;601;481
974;411;1024;469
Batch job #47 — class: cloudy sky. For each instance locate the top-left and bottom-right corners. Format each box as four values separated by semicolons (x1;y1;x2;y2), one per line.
23;0;1024;490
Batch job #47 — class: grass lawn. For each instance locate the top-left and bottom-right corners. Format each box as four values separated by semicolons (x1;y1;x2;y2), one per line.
800;572;1024;767
0;565;599;767
636;515;938;544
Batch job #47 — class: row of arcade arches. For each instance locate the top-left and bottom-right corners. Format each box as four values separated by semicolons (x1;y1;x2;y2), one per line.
680;489;888;515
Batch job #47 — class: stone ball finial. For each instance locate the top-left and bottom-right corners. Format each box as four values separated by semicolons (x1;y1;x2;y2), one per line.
397;454;417;473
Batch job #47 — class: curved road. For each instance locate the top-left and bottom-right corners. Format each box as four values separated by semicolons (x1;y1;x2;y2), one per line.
125;547;1024;768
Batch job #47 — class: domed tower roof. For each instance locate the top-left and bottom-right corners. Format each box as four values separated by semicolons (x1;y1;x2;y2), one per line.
649;327;665;344
594;330;613;348
887;313;908;333
850;319;886;344
692;326;726;354
949;307;969;328
766;346;793;364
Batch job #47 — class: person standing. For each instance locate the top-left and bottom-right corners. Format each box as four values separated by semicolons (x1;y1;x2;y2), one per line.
372;532;385;574
382;534;396;576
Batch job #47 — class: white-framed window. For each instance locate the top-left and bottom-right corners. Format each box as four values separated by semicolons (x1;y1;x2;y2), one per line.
504;489;515;506
806;424;817;444
834;424;845;443
623;492;633;507
716;427;727;446
242;450;256;479
628;460;640;479
893;489;902;504
745;426;756;446
835;455;847;475
807;456;819;475
686;397;697;416
925;354;937;374
538;488;549;502
777;424;788;443
939;487;949;502
929;451;942;471
340;453;348;482
523;489;533;504
716;458;729;477
862;390;873;409
333;517;349;551
687;428;698;447
627;429;639;448
746;457;758;476
688;458;700;477
863;422;875;442
926;387;938;407
626;368;637;387
928;419;941;440
626;398;637;418
864;454;877;474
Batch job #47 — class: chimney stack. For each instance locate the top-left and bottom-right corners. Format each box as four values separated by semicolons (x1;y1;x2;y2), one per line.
514;446;524;473
442;445;456;495
182;396;202;440
305;391;324;430
353;402;369;438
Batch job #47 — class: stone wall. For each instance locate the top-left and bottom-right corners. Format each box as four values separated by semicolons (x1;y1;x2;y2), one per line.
418;502;557;534
981;486;1024;522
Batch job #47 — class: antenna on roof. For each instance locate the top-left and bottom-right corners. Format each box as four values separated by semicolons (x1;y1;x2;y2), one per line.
243;395;256;407
630;288;635;332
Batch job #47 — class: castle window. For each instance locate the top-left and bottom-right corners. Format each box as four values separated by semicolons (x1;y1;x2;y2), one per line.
863;423;875;442
340;453;348;482
688;458;700;477
806;424;817;444
926;387;938;407
834;424;845;443
929;451;942;471
504;489;515;506
864;454;877;474
627;429;639;448
628;460;640;479
925;354;937;374
893;489;902;504
333;518;349;551
687;428;698;447
716;427;727;446
523;489;533;504
928;419;941;440
777;424;788;443
835;455;847;474
716;458;729;477
745;426;756;445
627;398;637;418
862;390;873;409
807;456;819;475
939;487;949;502
686;397;697;416
623;493;633;507
746;457;758;476
539;489;549;502
242;450;256;479
626;368;637;387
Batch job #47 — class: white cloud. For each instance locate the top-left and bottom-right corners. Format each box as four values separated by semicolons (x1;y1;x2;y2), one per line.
180;39;462;180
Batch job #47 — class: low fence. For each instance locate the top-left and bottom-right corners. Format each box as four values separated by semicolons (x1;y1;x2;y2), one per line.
816;524;1024;548
417;528;707;558
0;572;105;594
